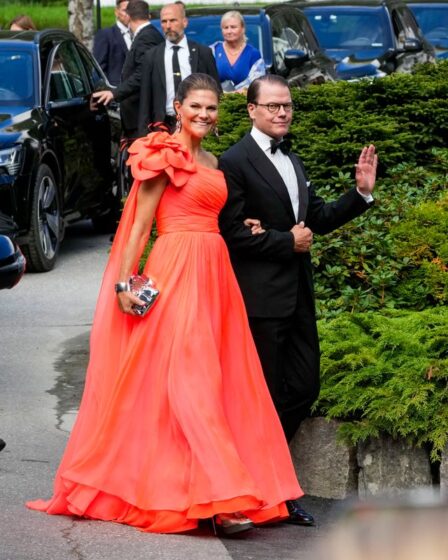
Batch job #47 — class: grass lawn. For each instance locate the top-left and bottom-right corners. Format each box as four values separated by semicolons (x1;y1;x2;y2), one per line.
0;3;117;30
0;2;252;32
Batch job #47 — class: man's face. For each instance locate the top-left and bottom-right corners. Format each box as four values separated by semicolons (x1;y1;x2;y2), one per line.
161;5;188;43
115;1;130;26
247;82;293;140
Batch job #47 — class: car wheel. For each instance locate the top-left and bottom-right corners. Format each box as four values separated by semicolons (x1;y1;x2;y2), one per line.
92;149;130;234
22;164;61;272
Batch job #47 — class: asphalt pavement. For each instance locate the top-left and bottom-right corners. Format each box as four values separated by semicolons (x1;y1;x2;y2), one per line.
0;221;346;560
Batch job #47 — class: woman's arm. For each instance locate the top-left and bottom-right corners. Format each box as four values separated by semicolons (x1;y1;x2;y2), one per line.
116;175;167;314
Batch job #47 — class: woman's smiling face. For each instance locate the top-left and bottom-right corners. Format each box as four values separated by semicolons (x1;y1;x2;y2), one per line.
174;89;219;139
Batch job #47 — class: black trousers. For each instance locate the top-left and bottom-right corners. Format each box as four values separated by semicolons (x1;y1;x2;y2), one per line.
248;301;320;442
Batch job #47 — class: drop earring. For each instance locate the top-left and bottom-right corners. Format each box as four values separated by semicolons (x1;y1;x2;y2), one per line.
175;114;182;133
211;123;219;138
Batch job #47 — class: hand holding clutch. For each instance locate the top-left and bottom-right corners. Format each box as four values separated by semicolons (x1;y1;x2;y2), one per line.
129;274;160;316
115;275;160;317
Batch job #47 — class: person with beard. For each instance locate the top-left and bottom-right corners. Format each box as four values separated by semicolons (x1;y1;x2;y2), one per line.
138;3;220;134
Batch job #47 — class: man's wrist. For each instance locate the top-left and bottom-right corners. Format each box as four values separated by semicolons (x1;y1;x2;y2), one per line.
356;187;374;204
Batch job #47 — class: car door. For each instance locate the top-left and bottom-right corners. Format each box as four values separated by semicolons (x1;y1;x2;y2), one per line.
75;43;121;204
44;40;103;218
389;5;434;71
268;5;335;87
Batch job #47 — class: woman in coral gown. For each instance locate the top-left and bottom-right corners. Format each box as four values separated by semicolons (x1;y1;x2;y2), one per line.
27;73;303;535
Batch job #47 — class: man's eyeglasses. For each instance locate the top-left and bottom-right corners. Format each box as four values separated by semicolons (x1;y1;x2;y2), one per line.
254;102;294;113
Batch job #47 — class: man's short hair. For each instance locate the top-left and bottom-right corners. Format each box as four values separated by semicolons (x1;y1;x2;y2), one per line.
126;0;149;21
161;2;186;18
247;75;290;104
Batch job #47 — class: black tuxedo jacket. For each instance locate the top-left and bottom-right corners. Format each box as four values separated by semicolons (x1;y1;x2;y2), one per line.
138;40;220;135
113;24;164;135
93;24;128;87
219;133;372;318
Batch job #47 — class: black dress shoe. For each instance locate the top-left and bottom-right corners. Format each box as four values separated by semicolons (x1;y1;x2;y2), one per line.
0;439;6;452
284;500;315;526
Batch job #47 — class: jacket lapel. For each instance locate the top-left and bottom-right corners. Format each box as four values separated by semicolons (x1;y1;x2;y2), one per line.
156;44;167;92
289;153;309;222
113;24;127;51
243;134;296;223
188;41;199;71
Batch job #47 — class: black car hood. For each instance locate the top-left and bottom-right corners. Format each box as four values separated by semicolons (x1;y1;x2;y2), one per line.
325;48;390;80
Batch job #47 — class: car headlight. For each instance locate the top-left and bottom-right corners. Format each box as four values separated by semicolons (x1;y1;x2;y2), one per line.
0;146;23;176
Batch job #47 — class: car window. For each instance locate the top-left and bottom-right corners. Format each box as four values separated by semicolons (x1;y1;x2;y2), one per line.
305;7;393;51
49;41;89;102
390;9;407;46
0;50;35;107
396;6;420;40
410;5;448;41
76;44;108;91
271;9;314;73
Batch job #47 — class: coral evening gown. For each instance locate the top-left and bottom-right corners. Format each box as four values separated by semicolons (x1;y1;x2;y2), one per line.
27;132;303;533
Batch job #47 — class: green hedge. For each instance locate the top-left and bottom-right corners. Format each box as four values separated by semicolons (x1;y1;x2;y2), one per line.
316;307;448;461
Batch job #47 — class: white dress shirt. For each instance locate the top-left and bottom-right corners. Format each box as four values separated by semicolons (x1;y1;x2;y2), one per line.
116;20;132;50
164;36;191;116
251;126;300;221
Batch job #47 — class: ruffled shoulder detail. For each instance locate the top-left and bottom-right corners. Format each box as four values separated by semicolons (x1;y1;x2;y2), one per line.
127;131;196;188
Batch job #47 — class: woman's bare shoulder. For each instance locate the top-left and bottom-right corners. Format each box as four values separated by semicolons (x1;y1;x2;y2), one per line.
202;151;219;170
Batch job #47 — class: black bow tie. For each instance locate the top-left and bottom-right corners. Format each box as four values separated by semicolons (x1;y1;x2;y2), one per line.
270;137;291;155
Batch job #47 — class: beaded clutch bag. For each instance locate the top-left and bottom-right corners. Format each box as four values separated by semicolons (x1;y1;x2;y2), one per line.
129;274;160;317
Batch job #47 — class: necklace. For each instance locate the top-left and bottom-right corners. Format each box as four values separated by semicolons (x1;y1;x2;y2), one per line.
224;41;246;56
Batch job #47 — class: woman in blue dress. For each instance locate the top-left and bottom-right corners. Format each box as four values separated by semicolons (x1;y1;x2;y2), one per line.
210;11;266;92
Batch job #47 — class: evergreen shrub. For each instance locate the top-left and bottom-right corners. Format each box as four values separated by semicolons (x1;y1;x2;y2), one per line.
316;307;448;461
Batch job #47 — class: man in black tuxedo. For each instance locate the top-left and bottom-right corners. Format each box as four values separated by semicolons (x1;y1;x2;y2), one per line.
219;75;377;444
93;0;131;87
219;75;377;526
138;2;220;135
93;0;164;139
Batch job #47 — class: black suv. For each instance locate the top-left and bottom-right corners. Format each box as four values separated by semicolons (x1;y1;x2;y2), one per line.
291;0;435;80
0;29;125;272
151;4;337;88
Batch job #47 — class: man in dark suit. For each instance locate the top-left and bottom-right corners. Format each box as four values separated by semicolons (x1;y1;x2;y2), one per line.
93;0;164;139
219;75;377;523
93;0;131;87
138;2;220;135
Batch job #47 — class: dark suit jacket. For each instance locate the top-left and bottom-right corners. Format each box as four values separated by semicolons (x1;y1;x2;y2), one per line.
138;40;221;136
113;23;164;136
93;24;128;87
219;133;372;318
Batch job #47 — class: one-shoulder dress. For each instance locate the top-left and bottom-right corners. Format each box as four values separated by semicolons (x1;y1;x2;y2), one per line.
27;132;303;533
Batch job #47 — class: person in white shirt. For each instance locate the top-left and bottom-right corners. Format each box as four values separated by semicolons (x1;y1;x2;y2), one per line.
93;0;164;139
93;0;131;87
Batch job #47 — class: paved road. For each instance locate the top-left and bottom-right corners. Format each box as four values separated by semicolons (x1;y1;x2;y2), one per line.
0;222;344;560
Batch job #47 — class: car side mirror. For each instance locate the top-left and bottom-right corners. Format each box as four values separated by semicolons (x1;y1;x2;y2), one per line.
284;48;309;69
403;38;422;52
